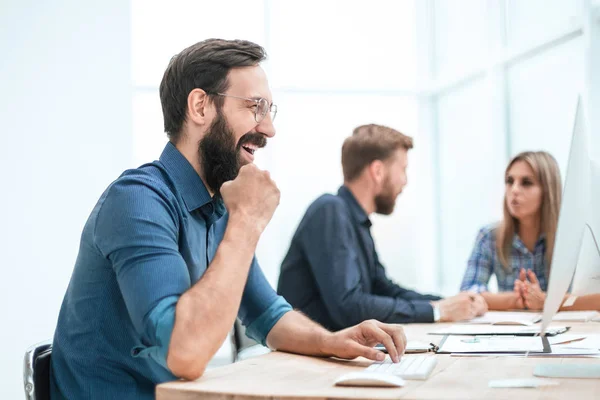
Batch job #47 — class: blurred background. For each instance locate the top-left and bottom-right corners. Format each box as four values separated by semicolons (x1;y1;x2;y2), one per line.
1;0;599;397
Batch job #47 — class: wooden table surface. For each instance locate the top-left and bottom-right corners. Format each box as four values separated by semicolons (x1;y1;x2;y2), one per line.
156;321;600;400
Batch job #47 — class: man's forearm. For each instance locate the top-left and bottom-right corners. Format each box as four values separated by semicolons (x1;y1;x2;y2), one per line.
167;218;260;380
480;292;519;310
266;311;334;357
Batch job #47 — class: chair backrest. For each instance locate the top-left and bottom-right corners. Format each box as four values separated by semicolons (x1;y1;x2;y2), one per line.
24;340;52;400
232;319;270;362
233;319;260;353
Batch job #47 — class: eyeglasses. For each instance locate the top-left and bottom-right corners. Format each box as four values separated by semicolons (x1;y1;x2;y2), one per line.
210;92;277;123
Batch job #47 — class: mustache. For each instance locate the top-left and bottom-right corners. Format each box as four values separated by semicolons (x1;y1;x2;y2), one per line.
237;133;267;149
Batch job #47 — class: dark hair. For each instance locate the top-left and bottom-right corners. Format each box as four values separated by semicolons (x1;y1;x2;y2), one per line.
342;124;414;182
159;38;267;142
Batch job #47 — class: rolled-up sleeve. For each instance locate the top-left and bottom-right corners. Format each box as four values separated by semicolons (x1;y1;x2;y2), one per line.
460;227;495;293
94;177;189;371
237;258;292;346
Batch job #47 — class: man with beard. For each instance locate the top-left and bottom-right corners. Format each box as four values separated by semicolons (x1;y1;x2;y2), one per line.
50;40;407;400
277;124;488;331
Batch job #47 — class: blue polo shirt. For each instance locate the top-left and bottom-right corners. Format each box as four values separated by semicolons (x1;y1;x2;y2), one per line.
50;142;291;399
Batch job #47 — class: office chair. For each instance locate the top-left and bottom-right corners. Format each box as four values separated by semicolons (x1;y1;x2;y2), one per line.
23;340;52;400
232;319;270;362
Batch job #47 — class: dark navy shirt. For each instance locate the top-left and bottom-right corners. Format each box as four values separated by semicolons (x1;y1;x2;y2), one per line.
278;186;440;331
50;142;291;399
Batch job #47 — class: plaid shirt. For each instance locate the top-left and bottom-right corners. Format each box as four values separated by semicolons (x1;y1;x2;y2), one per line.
460;224;548;293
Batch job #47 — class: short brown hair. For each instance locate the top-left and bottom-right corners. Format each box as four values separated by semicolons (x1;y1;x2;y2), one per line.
341;124;413;182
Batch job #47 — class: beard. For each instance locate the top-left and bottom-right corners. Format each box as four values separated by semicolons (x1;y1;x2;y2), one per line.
374;176;399;215
198;111;266;195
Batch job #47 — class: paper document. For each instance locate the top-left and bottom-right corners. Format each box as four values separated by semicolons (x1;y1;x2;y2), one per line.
430;325;568;336
466;311;542;325
552;311;600;322
437;335;545;354
447;334;600;357
452;348;600;357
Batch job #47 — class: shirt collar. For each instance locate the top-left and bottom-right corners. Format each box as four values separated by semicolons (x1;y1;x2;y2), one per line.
513;233;546;255
159;141;213;213
337;185;372;227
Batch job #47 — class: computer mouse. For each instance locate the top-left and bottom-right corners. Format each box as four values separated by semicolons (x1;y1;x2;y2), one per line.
334;372;406;387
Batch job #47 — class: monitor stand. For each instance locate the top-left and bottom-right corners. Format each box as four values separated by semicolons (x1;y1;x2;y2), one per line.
534;364;600;379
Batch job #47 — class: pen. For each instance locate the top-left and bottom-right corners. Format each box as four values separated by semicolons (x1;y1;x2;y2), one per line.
554;337;586;345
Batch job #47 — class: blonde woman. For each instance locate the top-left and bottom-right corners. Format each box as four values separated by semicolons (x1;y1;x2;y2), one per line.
460;151;561;310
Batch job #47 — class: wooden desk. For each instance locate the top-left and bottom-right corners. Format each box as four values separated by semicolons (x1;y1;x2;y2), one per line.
157;322;600;399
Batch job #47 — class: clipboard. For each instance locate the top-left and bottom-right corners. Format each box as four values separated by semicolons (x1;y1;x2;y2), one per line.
429;325;570;337
435;334;552;354
376;335;551;355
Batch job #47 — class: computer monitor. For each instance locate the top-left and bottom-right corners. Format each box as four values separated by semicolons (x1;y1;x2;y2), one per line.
534;97;600;378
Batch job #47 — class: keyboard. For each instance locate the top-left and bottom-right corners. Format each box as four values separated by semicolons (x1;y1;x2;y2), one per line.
365;355;438;380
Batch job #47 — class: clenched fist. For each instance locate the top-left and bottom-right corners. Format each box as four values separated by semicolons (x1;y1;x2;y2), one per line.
220;164;280;237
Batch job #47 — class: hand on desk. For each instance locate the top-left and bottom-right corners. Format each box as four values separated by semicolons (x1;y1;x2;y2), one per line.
471;293;489;315
514;269;546;310
321;320;406;363
434;292;488;322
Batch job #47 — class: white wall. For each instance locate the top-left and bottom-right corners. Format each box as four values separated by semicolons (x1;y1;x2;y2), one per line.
436;79;507;294
0;1;131;398
585;0;600;158
508;38;584;173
